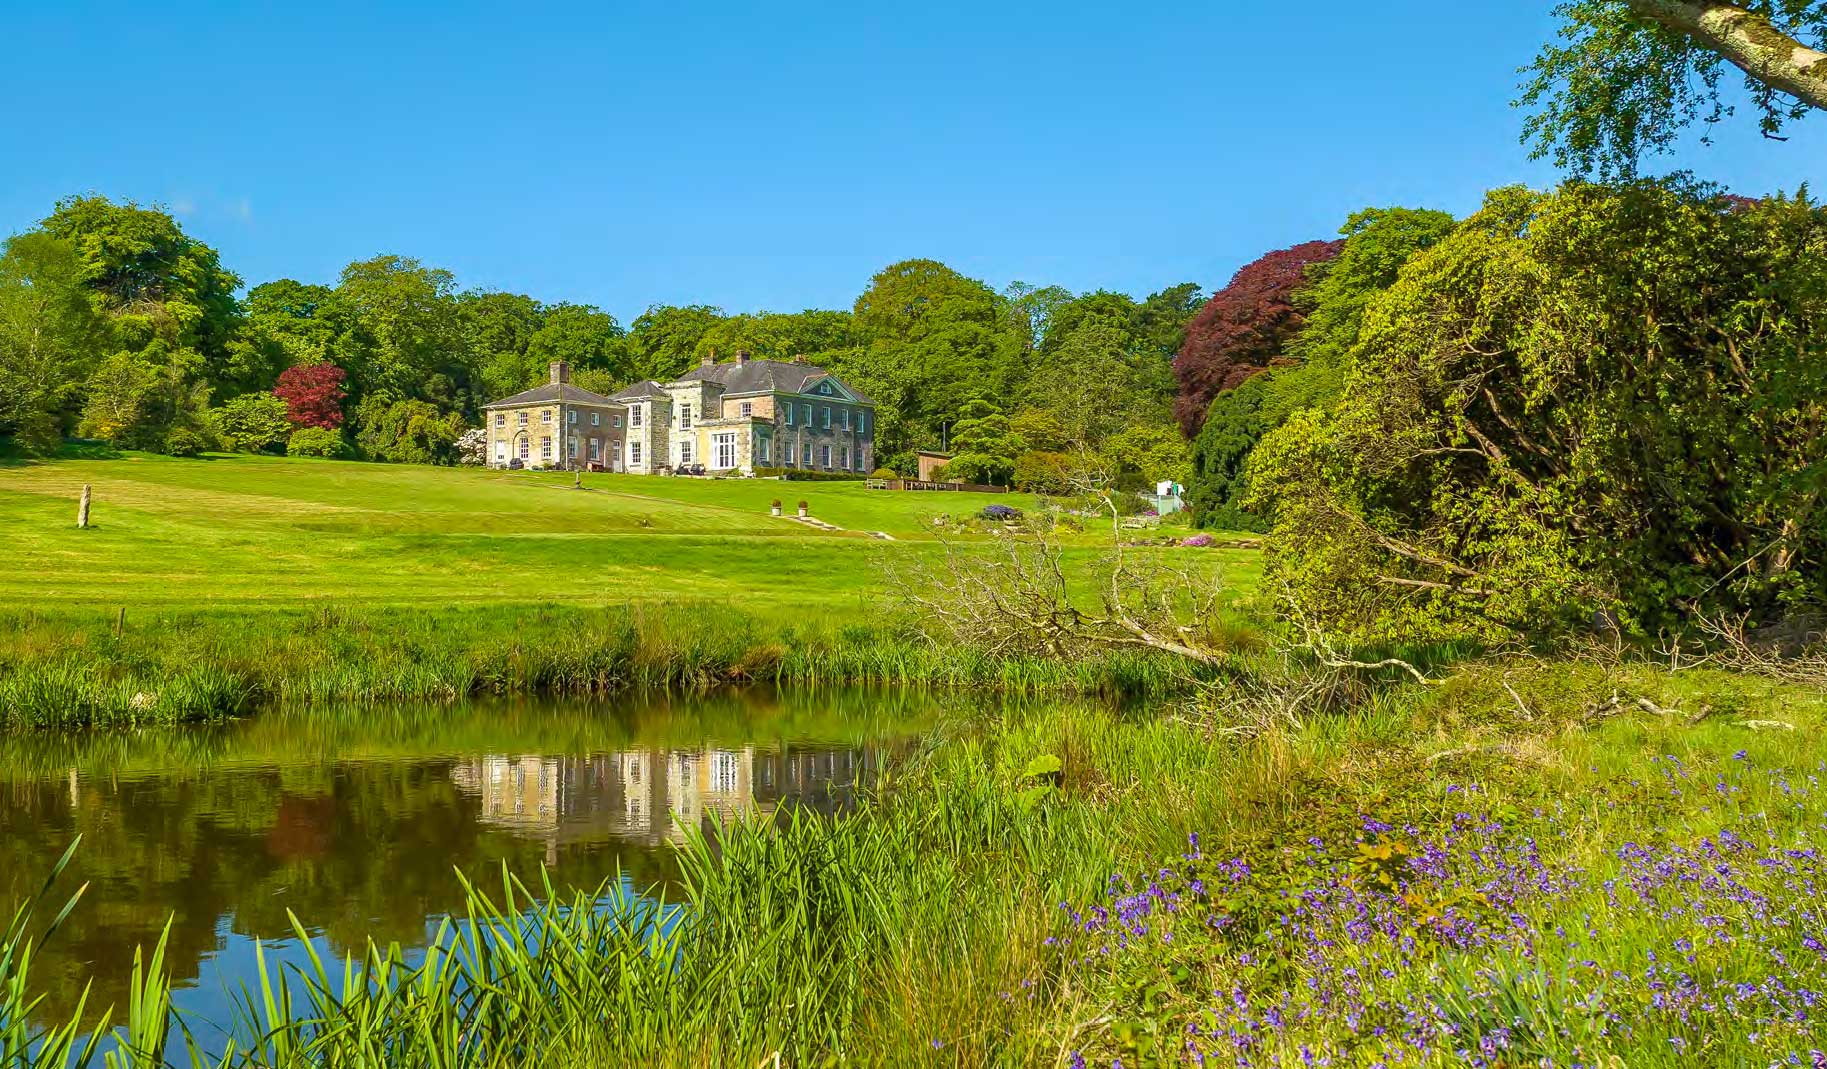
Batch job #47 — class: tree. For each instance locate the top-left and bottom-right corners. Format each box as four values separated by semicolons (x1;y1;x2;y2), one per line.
692;309;861;364
935;399;1025;486
332;255;472;408
78;353;158;444
1523;1;1827;178
1173;240;1342;437
462;291;546;399
1250;181;1827;643
226;280;337;395
999;282;1074;353
626;305;724;383
273;363;347;429
214;393;293;453
525;303;630;386
353;396;466;464
0;233;102;451
39;196;242;381
842;259;1025;459
1130;282;1205;360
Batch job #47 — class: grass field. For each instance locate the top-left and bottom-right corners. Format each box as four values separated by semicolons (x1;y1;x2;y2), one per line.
0;453;1255;611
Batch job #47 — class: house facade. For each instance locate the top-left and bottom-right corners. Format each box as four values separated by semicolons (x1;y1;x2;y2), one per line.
609;352;875;476
482;362;627;470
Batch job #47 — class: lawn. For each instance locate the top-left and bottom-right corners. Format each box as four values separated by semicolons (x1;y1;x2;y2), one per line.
0;453;1256;611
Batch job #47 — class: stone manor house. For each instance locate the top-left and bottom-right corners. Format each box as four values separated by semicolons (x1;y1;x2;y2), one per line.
482;353;875;476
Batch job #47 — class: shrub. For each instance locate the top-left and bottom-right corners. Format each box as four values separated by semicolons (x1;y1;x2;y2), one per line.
214;393;292;453
980;504;1022;522
287;426;351;459
1180;533;1215;548
871;467;897;479
162;427;207;457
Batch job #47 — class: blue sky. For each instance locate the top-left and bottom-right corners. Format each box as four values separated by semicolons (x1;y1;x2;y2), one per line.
3;2;1823;321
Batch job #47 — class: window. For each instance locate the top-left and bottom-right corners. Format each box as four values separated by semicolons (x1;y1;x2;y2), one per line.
518;439;529;459
613;414;622;428
680;440;693;464
820;444;831;468
494;413;504;428
591;412;599;426
855;448;866;471
839;446;849;469
801;403;812;426
631;441;642;464
757;434;770;464
568;436;578;459
714;433;736;469
740;401;752;417
588;438;600;460
841;408;851;431
543;410;552;423
679;405;693;430
784;403;795;426
802;442;812;466
541;436;552;460
495;441;507;462
821;407;831;429
631;406;643;428
859;411;870;435
518;412;528;426
568;410;577;424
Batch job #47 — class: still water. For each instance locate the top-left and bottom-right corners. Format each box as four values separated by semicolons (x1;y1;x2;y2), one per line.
0;688;933;1032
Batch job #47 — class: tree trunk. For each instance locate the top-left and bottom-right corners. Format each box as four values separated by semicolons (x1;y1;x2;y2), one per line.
1626;0;1827;111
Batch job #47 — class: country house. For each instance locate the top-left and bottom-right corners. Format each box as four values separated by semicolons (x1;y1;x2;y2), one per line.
484;353;875;476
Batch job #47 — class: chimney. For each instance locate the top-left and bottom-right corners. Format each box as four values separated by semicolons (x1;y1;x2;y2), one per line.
701;352;715;367
549;361;570;385
789;353;804;364
736;350;750;365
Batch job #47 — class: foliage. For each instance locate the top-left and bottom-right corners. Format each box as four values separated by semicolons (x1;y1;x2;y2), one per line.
214;393;293;453
1250;181;1827;642
1013;450;1076;494
626;304;723;383
1522;1;1827;179
161;427;208;457
979;503;1022;521
272;361;346;429
935;399;1024;487
286;426;351;459
353;396;466;464
1188;208;1457;530
77;352;158;444
0;233;102;452
1173;240;1342;436
1100;424;1189;488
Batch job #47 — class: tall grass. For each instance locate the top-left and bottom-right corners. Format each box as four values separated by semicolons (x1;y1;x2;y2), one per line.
0;604;1202;729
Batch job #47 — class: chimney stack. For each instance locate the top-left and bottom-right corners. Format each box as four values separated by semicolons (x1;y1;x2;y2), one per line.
549;361;570;385
701;352;715;367
736;350;750;365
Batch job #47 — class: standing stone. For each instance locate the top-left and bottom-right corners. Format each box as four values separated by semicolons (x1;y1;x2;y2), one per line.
77;484;91;529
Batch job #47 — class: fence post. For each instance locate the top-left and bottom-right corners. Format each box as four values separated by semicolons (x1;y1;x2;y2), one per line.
77;484;91;528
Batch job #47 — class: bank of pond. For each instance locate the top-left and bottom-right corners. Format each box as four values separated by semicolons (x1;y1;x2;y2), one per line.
3;669;1825;1066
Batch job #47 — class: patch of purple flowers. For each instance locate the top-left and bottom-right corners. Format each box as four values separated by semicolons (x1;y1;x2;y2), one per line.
1055;759;1827;1066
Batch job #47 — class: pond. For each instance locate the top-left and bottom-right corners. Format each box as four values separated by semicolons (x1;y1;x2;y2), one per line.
0;687;938;1036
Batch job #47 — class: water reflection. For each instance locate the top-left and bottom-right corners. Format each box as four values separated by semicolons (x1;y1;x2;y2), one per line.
0;689;928;1026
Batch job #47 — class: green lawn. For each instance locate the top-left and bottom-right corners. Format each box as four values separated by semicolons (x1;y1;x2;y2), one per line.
0;454;1254;611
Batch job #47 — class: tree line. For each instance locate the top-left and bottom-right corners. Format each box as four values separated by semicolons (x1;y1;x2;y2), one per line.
0;196;1204;485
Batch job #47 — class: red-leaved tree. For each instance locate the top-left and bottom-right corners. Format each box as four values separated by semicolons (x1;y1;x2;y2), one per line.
1173;240;1343;437
273;363;347;429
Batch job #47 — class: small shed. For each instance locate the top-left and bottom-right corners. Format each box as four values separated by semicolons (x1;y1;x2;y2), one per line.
915;450;953;481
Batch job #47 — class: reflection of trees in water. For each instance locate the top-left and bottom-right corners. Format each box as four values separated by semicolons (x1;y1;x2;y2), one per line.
0;738;896;1024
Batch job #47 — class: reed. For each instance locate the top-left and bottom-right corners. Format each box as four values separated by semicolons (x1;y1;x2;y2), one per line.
0;604;1203;729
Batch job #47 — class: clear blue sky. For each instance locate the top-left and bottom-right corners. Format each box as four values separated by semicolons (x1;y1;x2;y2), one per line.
3;2;1822;322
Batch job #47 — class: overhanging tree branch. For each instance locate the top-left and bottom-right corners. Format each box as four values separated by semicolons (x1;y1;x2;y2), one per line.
1625;1;1827;111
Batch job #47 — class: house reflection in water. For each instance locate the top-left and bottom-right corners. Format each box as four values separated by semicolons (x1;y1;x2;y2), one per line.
449;745;883;856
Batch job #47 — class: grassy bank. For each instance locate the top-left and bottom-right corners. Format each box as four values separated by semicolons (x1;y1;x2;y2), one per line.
3;659;1823;1066
0;604;1205;727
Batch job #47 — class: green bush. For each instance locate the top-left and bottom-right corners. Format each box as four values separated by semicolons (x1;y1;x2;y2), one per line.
287;426;351;459
162;427;208;457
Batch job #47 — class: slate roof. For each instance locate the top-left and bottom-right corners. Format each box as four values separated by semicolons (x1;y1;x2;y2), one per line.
609;380;668;401
673;359;873;404
483;382;623;408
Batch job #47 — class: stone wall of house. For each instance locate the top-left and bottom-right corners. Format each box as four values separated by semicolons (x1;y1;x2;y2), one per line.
487;401;625;469
623;396;672;473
